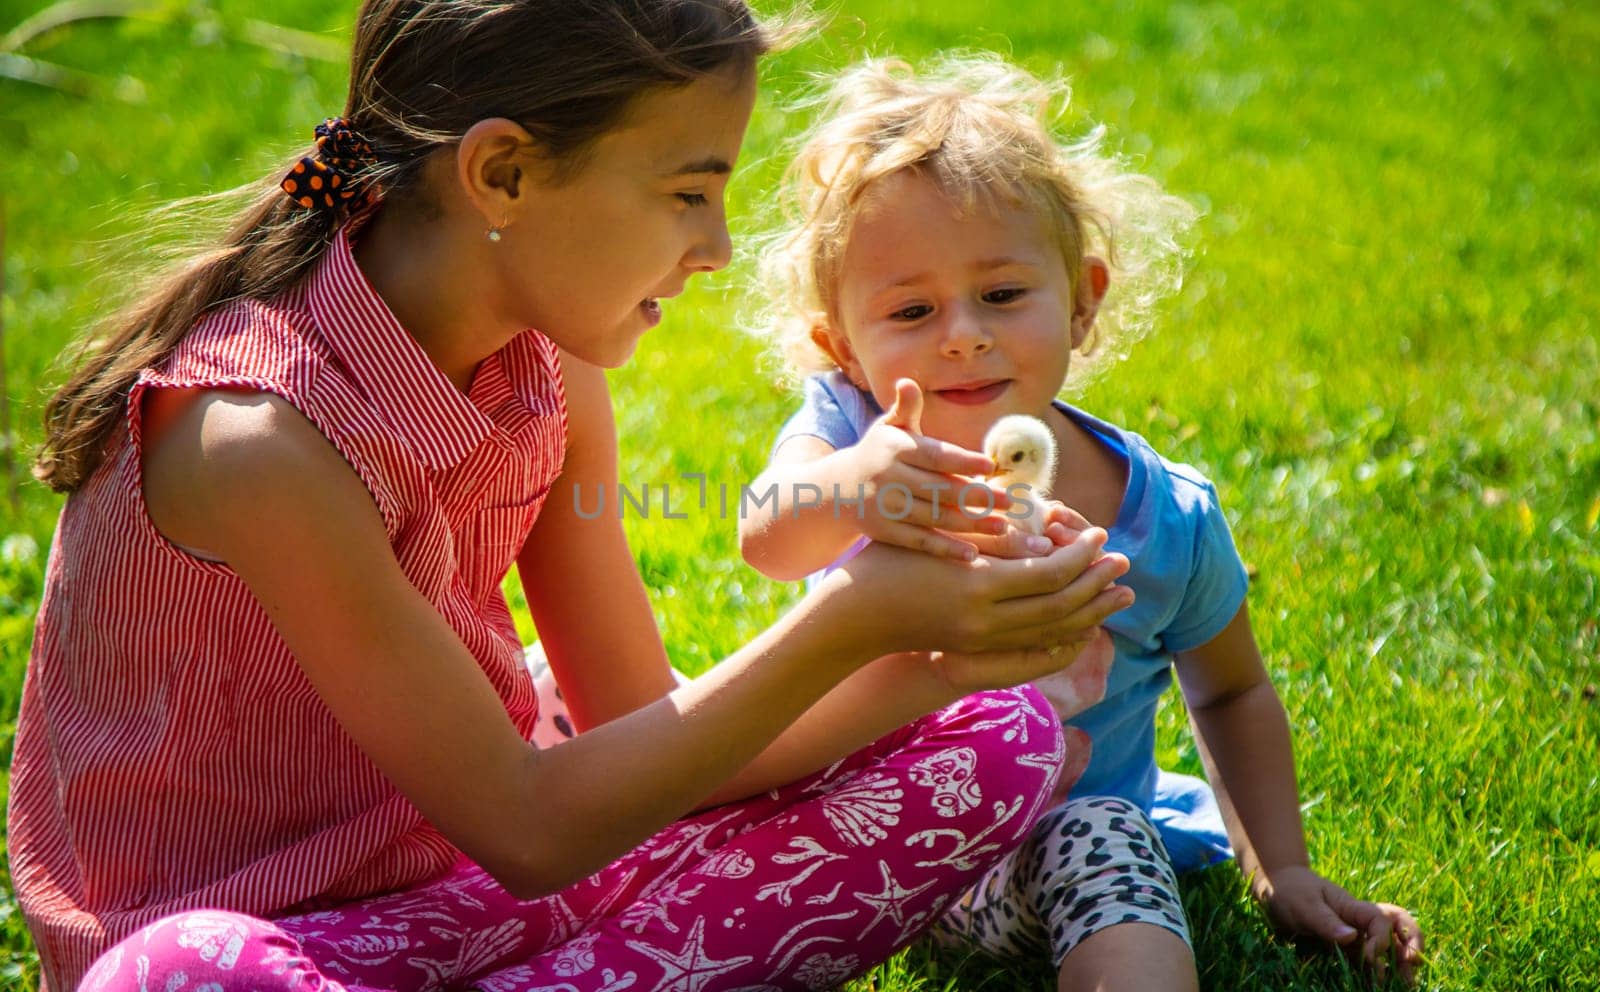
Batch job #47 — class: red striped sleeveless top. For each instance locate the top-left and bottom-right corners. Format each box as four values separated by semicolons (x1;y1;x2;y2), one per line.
8;225;568;990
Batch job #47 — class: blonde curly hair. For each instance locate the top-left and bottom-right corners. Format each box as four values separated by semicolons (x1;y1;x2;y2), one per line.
755;53;1197;393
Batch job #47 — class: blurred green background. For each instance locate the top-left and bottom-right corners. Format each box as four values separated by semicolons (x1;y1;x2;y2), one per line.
2;1;1597;989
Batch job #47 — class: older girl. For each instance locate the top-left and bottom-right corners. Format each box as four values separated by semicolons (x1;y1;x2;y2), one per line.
11;9;1124;990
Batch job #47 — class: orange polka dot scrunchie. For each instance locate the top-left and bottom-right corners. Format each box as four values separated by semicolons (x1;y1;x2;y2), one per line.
281;118;379;216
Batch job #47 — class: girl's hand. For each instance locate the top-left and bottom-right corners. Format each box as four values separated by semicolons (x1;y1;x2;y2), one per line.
961;500;1101;560
925;626;1103;696
1041;500;1097;545
842;378;1009;560
827;522;1134;661
1259;866;1425;986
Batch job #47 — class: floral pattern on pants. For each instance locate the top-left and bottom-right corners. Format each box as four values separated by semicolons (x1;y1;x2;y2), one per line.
80;686;1064;992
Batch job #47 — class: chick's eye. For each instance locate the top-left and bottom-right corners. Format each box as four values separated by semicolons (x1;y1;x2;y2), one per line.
1012;451;1025;463
890;304;932;321
984;288;1026;304
676;192;709;206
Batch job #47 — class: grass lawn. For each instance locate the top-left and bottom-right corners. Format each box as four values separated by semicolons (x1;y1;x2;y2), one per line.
2;0;1597;989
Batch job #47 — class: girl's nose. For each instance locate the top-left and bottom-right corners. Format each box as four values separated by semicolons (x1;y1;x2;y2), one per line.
941;307;993;357
685;209;734;273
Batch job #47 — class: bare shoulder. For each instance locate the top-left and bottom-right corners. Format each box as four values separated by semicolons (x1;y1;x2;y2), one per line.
141;387;380;558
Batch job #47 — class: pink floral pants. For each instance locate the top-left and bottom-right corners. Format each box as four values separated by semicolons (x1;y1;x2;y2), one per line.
80;686;1064;991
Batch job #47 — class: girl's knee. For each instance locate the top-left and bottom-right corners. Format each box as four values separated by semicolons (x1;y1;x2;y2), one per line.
83;911;319;991
909;686;1066;840
1022;798;1189;966
960;684;1066;780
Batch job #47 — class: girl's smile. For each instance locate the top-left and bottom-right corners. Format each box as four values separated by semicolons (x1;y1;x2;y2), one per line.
932;378;1014;405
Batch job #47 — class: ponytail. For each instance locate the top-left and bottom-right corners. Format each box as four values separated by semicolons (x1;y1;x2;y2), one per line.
36;0;793;493
34;170;341;492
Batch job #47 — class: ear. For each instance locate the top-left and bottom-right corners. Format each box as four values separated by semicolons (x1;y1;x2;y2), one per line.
456;118;538;231
1069;255;1111;349
809;322;869;389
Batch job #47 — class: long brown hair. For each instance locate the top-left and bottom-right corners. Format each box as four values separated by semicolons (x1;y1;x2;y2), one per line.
37;0;786;492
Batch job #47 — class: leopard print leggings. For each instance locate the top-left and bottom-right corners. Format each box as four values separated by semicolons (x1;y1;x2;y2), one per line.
932;795;1189;967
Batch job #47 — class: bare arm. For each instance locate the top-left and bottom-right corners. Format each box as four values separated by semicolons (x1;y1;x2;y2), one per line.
524;355;1131;805
1177;603;1424;982
739;379;1002;581
1175;603;1309;887
738;435;881;581
700;574;1126;809
143;388;868;898
142;387;1111;899
517;353;679;733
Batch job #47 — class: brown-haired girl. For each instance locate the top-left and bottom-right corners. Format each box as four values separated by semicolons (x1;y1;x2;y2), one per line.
10;7;1130;989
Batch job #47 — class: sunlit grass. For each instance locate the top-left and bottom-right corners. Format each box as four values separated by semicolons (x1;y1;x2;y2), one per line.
2;1;1597;989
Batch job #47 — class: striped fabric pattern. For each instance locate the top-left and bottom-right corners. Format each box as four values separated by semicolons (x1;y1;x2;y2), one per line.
8;226;568;991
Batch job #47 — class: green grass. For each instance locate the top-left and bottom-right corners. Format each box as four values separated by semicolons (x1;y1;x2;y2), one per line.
2;0;1597;989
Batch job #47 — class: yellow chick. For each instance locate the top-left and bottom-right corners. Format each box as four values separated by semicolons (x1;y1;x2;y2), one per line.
984;414;1111;734
983;414;1057;536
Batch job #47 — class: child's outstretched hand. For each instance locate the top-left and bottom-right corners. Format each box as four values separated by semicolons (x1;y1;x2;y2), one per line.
1259;866;1425;985
963;499;1110;561
842;378;1012;560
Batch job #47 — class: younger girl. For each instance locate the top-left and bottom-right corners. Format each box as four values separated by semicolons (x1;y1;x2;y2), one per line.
11;8;1131;991
743;56;1426;989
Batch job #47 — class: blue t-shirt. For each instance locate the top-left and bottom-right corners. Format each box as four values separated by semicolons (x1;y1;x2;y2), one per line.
774;371;1251;871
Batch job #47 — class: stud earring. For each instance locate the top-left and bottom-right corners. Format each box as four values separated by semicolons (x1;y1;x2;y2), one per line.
487;227;503;243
